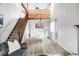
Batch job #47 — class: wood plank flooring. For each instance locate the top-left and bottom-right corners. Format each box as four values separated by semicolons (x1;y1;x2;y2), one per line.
26;38;71;56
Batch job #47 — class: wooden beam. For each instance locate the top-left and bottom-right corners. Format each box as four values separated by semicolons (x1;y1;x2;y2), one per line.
28;9;50;19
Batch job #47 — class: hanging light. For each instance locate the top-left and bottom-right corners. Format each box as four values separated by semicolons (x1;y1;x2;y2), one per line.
35;7;44;29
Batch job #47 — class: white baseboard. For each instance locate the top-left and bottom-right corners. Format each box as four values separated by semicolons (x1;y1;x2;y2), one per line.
52;39;74;55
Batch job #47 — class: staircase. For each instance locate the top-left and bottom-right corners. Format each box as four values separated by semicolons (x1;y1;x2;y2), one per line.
8;15;28;43
7;4;28;43
8;18;23;42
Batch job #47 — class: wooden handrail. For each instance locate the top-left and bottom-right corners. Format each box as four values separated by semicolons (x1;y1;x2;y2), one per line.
19;13;28;43
7;3;28;43
18;3;28;43
21;3;27;12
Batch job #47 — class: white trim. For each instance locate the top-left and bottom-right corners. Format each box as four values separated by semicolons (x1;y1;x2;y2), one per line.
53;39;74;55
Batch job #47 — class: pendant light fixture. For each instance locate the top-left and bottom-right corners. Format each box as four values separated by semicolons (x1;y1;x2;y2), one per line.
35;7;44;29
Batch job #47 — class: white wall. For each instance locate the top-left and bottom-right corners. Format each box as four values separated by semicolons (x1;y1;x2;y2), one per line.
53;3;79;54
0;3;21;44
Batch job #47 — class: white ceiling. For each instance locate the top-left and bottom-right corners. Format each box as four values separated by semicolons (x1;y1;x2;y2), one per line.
28;3;50;9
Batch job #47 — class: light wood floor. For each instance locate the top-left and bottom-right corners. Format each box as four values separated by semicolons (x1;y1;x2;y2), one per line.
26;38;71;56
